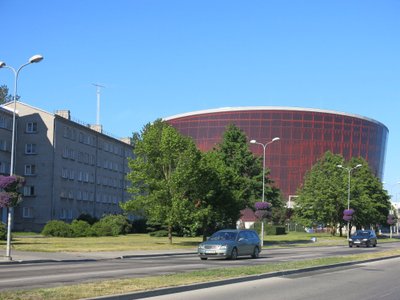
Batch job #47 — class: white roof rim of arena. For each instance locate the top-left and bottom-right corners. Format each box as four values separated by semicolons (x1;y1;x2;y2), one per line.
163;106;387;129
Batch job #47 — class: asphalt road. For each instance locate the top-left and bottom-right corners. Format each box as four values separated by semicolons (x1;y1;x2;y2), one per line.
0;243;399;291
142;257;400;300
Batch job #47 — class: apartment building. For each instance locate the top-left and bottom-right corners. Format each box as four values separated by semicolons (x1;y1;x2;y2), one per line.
0;106;13;223
1;102;133;232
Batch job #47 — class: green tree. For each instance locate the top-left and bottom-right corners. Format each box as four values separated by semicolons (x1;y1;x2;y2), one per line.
0;85;19;104
121;120;205;243
212;124;281;226
294;152;346;235
0;85;7;104
295;152;391;236
339;157;391;231
197;150;238;237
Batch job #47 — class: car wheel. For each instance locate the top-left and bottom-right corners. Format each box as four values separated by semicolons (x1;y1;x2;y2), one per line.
366;241;370;248
229;248;238;260
251;247;260;259
349;244;353;248
200;257;208;260
373;242;377;247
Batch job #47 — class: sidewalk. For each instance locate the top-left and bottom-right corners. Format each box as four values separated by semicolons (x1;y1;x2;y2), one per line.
0;249;197;264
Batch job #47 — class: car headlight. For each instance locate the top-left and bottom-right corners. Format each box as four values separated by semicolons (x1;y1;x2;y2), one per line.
362;239;368;241
348;238;353;241
219;244;227;250
198;244;205;249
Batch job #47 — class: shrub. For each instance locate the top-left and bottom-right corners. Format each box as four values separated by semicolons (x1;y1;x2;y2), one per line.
0;222;6;240
91;215;131;237
42;220;73;237
91;221;113;236
265;225;286;235
71;220;92;237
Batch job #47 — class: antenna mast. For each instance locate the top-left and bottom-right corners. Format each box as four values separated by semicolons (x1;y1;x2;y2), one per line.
92;83;105;125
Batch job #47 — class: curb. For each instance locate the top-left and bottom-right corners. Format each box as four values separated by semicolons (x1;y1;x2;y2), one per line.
84;254;400;300
0;252;197;265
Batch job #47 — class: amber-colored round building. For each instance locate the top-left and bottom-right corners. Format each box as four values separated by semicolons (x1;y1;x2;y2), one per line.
165;107;388;200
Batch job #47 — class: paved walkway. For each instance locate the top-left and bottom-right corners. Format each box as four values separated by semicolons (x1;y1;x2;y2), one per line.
0;249;197;264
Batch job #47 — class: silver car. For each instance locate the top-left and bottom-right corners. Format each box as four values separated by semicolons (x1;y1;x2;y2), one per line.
198;229;262;260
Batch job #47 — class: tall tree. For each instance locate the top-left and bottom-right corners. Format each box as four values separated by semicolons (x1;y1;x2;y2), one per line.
121;120;206;243
213;124;281;224
0;85;19;104
340;157;391;231
0;85;9;104
295;152;391;235
294;152;346;235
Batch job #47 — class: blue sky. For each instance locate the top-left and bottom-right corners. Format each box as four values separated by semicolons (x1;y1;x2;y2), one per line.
1;0;399;199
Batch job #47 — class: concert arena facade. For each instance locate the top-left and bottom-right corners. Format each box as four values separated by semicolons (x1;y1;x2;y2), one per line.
165;107;388;200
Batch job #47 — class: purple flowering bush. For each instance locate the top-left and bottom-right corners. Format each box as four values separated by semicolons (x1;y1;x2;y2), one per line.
0;175;25;208
343;215;353;221
343;209;355;222
255;210;272;220
255;201;271;210
254;201;272;220
343;209;355;216
0;192;11;207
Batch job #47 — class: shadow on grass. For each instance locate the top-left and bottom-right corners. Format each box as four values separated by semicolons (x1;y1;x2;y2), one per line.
264;239;314;247
154;241;200;247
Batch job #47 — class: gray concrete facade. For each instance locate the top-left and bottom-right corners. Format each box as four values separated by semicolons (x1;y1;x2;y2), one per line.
1;102;133;232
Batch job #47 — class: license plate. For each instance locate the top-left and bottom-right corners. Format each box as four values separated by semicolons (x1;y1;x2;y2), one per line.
354;240;360;244
205;250;216;254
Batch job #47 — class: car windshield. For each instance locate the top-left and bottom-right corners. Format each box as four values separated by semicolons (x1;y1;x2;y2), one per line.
354;231;371;237
209;231;238;241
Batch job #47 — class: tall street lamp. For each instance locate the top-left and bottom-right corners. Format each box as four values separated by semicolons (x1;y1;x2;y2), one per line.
337;163;362;240
0;54;44;260
250;137;280;246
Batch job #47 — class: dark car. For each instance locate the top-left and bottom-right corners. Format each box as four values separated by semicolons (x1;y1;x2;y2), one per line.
198;229;261;260
348;229;377;247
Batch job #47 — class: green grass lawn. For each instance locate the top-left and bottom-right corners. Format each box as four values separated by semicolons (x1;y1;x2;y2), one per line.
1;231;397;252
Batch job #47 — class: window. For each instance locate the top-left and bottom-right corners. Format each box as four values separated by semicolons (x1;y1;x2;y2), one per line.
25;144;37;154
83;172;89;182
24;164;36;176
60;208;67;219
26;122;38;133
23;207;33;218
78;171;83;182
23;186;35;196
62;168;68;178
0;116;11;129
69;170;75;180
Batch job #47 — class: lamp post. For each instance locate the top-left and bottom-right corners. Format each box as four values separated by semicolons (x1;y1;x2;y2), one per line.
0;54;43;260
337;164;362;240
250;137;280;246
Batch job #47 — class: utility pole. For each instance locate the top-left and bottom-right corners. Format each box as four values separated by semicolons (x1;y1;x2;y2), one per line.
92;83;105;125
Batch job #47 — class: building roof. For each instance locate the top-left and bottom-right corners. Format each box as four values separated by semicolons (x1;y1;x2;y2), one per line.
1;101;132;145
164;106;387;130
239;208;258;222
